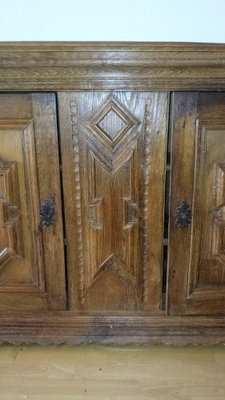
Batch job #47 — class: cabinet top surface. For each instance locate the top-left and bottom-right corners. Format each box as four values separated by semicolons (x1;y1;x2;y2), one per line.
0;41;225;47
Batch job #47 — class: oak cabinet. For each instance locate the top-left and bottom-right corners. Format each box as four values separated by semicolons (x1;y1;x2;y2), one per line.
1;43;225;344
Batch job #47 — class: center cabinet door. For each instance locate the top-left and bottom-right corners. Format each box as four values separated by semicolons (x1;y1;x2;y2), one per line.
58;92;169;313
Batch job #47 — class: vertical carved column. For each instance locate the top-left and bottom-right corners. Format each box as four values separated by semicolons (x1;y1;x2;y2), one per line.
70;100;85;304
142;97;151;303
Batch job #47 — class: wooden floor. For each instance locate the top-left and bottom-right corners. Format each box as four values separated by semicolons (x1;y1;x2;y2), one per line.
0;344;224;399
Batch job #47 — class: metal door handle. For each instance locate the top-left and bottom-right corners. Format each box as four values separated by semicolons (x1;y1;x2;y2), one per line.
175;200;192;229
38;198;55;231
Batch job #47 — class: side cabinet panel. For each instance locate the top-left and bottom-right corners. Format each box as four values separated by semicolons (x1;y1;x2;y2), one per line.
0;94;66;311
58;92;168;313
168;92;225;315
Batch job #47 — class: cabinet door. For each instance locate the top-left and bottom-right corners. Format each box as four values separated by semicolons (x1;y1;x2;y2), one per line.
169;92;225;315
0;94;66;311
58;92;168;313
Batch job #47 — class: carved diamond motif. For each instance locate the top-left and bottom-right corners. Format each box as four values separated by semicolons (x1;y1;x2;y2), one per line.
86;96;139;150
97;109;127;143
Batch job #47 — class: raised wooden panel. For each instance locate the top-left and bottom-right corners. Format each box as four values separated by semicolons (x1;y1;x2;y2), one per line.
58;91;168;313
168;92;225;315
0;120;43;289
0;157;23;269
0;94;66;311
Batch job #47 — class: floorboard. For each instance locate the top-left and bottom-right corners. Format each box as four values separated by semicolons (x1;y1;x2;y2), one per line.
0;345;224;399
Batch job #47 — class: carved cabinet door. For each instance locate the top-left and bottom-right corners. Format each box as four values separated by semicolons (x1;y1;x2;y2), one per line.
168;92;225;315
0;94;66;311
58;92;169;313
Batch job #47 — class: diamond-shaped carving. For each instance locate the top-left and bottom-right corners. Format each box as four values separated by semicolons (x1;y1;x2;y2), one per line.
86;96;139;150
97;109;127;143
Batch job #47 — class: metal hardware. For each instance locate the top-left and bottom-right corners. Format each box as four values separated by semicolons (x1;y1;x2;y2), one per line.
175;200;192;229
38;198;55;231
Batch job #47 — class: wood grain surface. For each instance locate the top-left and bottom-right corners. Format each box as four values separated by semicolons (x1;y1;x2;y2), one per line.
1;43;225;343
0;94;66;311
0;344;225;399
168;92;225;316
58;91;168;313
0;42;225;90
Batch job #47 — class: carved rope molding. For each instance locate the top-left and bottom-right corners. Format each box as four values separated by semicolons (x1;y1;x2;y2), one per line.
69;100;85;305
142;97;152;303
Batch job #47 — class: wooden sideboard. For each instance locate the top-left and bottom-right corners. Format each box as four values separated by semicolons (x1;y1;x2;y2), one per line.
0;42;225;344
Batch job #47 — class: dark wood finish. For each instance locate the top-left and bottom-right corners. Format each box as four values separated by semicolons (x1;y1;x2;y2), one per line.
0;94;66;311
58;91;168;314
0;42;225;91
168;92;225;315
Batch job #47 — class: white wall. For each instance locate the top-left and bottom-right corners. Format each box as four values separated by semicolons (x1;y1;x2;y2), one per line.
0;0;225;42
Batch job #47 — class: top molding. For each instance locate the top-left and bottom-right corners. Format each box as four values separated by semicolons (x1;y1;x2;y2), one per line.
1;42;225;91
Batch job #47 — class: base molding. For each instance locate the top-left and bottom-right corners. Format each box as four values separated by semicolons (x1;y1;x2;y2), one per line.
0;312;225;345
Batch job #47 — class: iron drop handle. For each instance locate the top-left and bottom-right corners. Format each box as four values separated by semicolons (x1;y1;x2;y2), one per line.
38;198;56;231
175;200;192;229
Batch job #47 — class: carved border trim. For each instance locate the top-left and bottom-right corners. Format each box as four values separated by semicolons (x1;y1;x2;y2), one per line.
69;100;85;305
142;97;151;303
1;313;224;344
1;43;225;90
